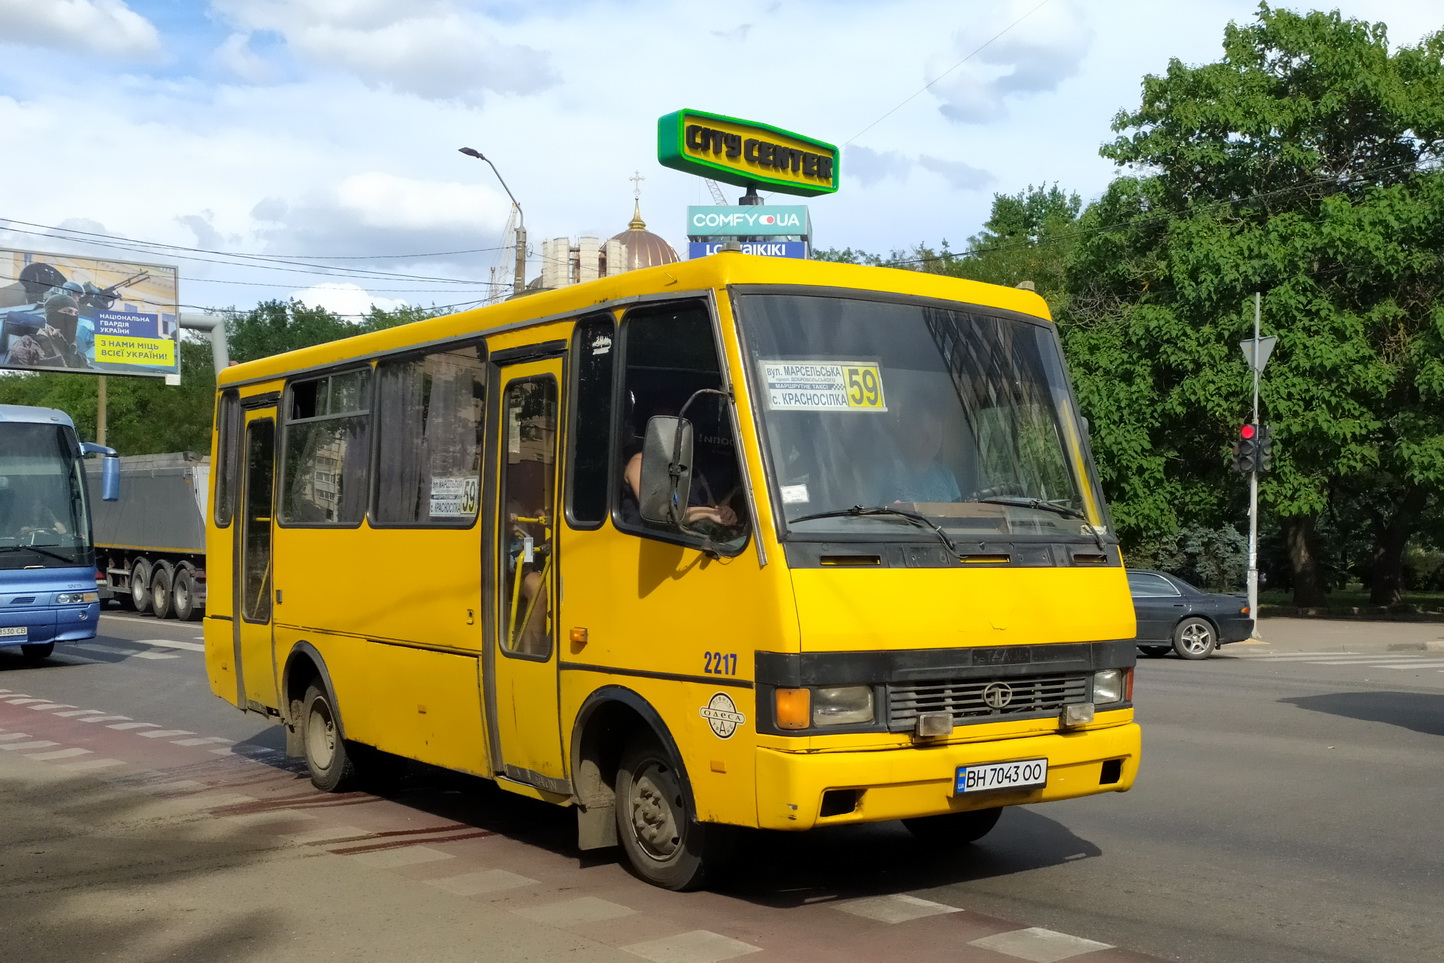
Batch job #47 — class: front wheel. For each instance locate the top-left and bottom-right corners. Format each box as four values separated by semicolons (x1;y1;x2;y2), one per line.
615;735;716;890
902;807;1003;845
21;642;55;664
1173;617;1217;660
300;683;358;792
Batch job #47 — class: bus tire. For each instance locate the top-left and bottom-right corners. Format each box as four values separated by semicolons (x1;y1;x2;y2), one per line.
903;807;1003;845
150;563;174;619
21;642;55;663
172;567;200;622
301;683;357;792
615;734;714;890
130;558;152;614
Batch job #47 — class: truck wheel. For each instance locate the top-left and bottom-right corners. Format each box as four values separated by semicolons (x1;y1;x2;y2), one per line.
130;559;152;614
172;568;200;621
21;642;55;664
615;734;716;890
902;807;1003;845
150;564;174;619
301;683;358;792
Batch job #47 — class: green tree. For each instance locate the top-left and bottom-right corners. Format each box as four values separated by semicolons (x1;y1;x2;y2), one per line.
1066;3;1444;605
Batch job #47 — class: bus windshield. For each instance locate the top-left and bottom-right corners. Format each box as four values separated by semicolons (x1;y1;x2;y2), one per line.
0;422;93;568
736;291;1107;541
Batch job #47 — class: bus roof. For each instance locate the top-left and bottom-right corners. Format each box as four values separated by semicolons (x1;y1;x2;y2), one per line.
0;404;77;429
218;251;1053;387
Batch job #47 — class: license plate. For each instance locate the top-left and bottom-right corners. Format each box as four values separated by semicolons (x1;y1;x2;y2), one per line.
955;758;1048;794
0;627;26;638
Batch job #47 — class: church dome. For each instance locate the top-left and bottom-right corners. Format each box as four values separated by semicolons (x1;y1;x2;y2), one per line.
608;200;678;272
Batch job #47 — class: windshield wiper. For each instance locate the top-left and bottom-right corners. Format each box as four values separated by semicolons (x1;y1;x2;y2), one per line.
789;504;957;555
972;496;1110;552
0;544;75;565
972;496;1087;520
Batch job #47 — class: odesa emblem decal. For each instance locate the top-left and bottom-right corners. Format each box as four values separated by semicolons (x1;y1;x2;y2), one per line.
700;693;746;739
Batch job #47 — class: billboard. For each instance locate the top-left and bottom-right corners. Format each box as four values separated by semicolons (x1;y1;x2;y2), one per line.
0;249;180;378
689;241;808;259
687;205;811;237
658;109;838;196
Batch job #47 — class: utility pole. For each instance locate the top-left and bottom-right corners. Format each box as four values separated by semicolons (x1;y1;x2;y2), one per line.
458;147;525;296
1249;292;1261;627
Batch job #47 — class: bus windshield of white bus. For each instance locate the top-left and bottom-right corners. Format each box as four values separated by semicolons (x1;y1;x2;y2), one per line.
736;291;1107;542
0;423;92;566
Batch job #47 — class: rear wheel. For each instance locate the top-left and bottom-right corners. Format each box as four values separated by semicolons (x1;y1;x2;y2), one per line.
172;567;200;621
301;683;357;792
21;642;55;664
1172;617;1217;660
129;558;152;614
615;734;715;890
150;564;174;619
902;807;1003;845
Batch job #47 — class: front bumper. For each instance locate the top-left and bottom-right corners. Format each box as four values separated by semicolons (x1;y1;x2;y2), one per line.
0;602;100;647
754;720;1140;830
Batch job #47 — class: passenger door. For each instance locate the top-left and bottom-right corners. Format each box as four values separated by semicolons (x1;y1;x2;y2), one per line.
235;408;281;711
485;358;567;792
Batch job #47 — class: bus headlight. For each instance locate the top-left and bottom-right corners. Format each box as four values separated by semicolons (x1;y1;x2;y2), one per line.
56;592;99;605
1092;668;1126;705
812;686;875;726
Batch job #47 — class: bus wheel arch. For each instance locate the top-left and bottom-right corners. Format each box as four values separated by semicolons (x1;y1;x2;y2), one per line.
572;687;716;890
281;644;341;751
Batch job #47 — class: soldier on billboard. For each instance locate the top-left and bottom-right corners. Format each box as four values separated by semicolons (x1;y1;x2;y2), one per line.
0;262;67;309
2;293;87;369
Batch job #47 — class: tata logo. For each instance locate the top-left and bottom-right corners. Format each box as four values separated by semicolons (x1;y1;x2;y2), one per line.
981;682;1014;710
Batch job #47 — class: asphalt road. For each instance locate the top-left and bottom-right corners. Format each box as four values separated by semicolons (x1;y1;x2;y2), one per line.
2;613;1441;962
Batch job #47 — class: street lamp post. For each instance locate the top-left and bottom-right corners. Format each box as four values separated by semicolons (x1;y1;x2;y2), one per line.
458;147;526;297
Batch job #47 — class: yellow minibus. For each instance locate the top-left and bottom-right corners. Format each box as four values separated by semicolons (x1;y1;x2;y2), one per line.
204;252;1139;889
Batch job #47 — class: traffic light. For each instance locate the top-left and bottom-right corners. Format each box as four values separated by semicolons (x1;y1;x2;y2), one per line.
1232;424;1259;473
1257;423;1274;472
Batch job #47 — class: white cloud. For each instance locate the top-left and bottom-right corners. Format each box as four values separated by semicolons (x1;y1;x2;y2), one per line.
289;281;409;317
929;0;1094;124
215;33;281;84
0;0;161;59
207;0;557;102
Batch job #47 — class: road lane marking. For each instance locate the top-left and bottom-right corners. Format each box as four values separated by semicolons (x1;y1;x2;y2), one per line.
621;930;761;963
58;757;126;771
0;732;35;743
77;714;133;723
106;722;162;731
171;736;232;747
134;638;206;652
514;896;636;926
970;926;1113;961
137;729;195;739
0;740;59;751
834;894;961;923
427;869;538;896
25;747;92;761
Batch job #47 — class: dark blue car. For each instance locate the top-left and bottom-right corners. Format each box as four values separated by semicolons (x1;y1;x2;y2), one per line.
1127;570;1254;660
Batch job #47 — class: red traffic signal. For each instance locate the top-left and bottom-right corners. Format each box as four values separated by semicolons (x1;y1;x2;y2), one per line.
1240;424;1256;440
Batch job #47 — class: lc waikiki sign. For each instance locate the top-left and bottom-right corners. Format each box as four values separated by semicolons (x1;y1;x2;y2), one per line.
658;109;838;197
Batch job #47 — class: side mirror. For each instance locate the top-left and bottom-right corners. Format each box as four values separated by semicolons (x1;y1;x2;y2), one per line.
101;453;120;502
639;415;694;525
80;443;121;501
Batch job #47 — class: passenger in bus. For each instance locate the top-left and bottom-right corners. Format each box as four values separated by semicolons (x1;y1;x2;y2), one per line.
618;395;743;535
875;393;961;504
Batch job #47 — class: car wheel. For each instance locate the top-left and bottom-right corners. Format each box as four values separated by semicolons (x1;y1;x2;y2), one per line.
1138;645;1171;658
21;642;55;663
1172;617;1217;660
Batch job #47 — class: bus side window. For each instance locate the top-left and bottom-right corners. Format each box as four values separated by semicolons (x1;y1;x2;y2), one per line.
374;343;487;526
615;301;746;547
566;315;615;529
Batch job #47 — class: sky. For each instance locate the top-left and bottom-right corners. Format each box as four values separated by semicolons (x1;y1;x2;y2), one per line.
0;0;1438;322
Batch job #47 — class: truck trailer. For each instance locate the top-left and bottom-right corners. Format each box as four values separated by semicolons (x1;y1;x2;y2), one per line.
87;452;208;621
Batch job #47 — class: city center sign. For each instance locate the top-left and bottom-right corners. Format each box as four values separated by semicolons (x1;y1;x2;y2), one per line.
658;109;838;197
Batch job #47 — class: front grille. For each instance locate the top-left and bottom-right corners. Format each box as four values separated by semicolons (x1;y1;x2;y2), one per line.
887;673;1089;730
